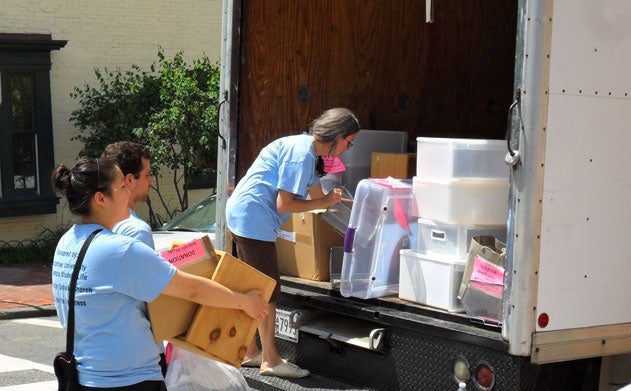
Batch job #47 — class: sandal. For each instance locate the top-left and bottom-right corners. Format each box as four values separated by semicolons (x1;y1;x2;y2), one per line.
241;352;262;367
260;359;310;378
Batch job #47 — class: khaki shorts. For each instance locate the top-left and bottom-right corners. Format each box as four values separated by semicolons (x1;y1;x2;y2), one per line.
230;232;281;303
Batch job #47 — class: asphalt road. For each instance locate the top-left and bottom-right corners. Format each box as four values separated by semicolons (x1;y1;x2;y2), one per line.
0;316;62;390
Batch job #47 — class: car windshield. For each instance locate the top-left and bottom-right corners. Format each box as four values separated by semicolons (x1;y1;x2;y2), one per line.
158;195;217;233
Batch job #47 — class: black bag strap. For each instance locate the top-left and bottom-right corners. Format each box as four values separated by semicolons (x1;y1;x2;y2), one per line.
65;228;103;355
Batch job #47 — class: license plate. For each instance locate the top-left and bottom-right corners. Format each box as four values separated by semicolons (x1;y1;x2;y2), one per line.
275;309;298;343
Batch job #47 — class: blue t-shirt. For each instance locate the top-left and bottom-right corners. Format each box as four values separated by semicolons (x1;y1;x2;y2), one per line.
52;224;176;387
112;208;165;355
112;208;155;248
226;134;320;241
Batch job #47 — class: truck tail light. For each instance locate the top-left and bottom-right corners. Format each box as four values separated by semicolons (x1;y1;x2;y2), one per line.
473;361;495;390
451;355;470;384
538;312;549;328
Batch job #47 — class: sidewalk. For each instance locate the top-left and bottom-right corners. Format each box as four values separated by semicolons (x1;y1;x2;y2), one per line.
0;263;56;319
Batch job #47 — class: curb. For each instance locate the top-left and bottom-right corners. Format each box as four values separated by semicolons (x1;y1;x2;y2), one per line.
0;304;57;320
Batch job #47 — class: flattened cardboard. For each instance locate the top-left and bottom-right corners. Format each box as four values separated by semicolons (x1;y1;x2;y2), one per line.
147;235;218;342
371;152;416;179
276;210;344;281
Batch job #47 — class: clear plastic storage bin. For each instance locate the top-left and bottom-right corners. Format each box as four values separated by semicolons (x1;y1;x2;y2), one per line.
413;176;509;225
461;282;503;325
398;249;466;312
416;137;509;180
340;178;417;299
323;187;354;236
417;218;506;259
329;246;344;289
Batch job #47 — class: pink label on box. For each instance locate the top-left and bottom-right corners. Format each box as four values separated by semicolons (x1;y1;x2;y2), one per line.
160;238;208;267
470;255;505;285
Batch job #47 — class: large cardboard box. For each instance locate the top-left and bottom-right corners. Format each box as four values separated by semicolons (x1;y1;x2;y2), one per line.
183;250;276;367
149;240;276;367
371;152;416;179
147;235;218;342
276;210;344;281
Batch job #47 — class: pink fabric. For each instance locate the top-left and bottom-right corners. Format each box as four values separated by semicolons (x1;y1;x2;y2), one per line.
322;155;346;174
393;197;411;233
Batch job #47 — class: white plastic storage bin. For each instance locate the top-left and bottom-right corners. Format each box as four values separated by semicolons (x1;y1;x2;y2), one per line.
417;218;507;259
416;137;509;180
340;178;417;299
399;249;466;312
341;129;408;195
413;176;509;225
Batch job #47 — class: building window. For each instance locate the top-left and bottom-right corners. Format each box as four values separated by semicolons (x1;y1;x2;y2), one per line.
0;34;66;217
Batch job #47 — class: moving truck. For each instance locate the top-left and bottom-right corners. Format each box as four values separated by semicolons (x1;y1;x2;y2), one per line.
213;1;631;389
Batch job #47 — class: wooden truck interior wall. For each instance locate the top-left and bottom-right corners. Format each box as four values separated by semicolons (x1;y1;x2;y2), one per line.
236;1;518;178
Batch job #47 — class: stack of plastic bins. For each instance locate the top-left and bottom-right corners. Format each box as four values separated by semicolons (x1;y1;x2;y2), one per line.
340;178;417;299
399;137;509;313
412;137;510;225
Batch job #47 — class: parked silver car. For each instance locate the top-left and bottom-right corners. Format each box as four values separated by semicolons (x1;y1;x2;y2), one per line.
152;194;217;252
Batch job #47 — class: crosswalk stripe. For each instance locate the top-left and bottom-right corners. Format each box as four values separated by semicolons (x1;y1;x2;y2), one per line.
11;318;62;329
0;354;54;374
0;380;57;390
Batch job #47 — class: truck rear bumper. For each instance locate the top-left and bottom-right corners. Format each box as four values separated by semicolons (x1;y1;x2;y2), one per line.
274;276;543;390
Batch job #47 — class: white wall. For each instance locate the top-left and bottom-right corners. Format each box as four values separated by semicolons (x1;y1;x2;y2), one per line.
0;0;222;241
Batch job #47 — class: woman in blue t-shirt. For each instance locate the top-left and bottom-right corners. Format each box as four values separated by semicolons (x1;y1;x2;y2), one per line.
51;157;270;390
226;107;360;378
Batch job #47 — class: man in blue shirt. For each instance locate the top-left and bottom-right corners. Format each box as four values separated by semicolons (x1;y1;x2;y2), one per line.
102;141;165;373
102;141;155;248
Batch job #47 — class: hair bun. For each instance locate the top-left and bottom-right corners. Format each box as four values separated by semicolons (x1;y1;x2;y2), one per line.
51;164;72;194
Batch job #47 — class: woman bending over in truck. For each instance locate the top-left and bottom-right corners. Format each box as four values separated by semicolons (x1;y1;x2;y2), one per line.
226;107;360;378
51;157;270;390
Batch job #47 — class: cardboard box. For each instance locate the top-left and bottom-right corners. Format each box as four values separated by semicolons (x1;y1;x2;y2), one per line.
276;210;344;281
148;235;218;342
149;242;276;367
371;152;416;179
184;250;276;367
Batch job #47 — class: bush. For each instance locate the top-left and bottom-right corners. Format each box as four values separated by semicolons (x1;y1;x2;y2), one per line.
70;49;220;226
0;225;69;265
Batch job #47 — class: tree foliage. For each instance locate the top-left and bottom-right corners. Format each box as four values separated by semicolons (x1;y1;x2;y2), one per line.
69;49;220;226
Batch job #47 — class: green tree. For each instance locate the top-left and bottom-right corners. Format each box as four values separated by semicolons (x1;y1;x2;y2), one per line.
69;49;220;227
